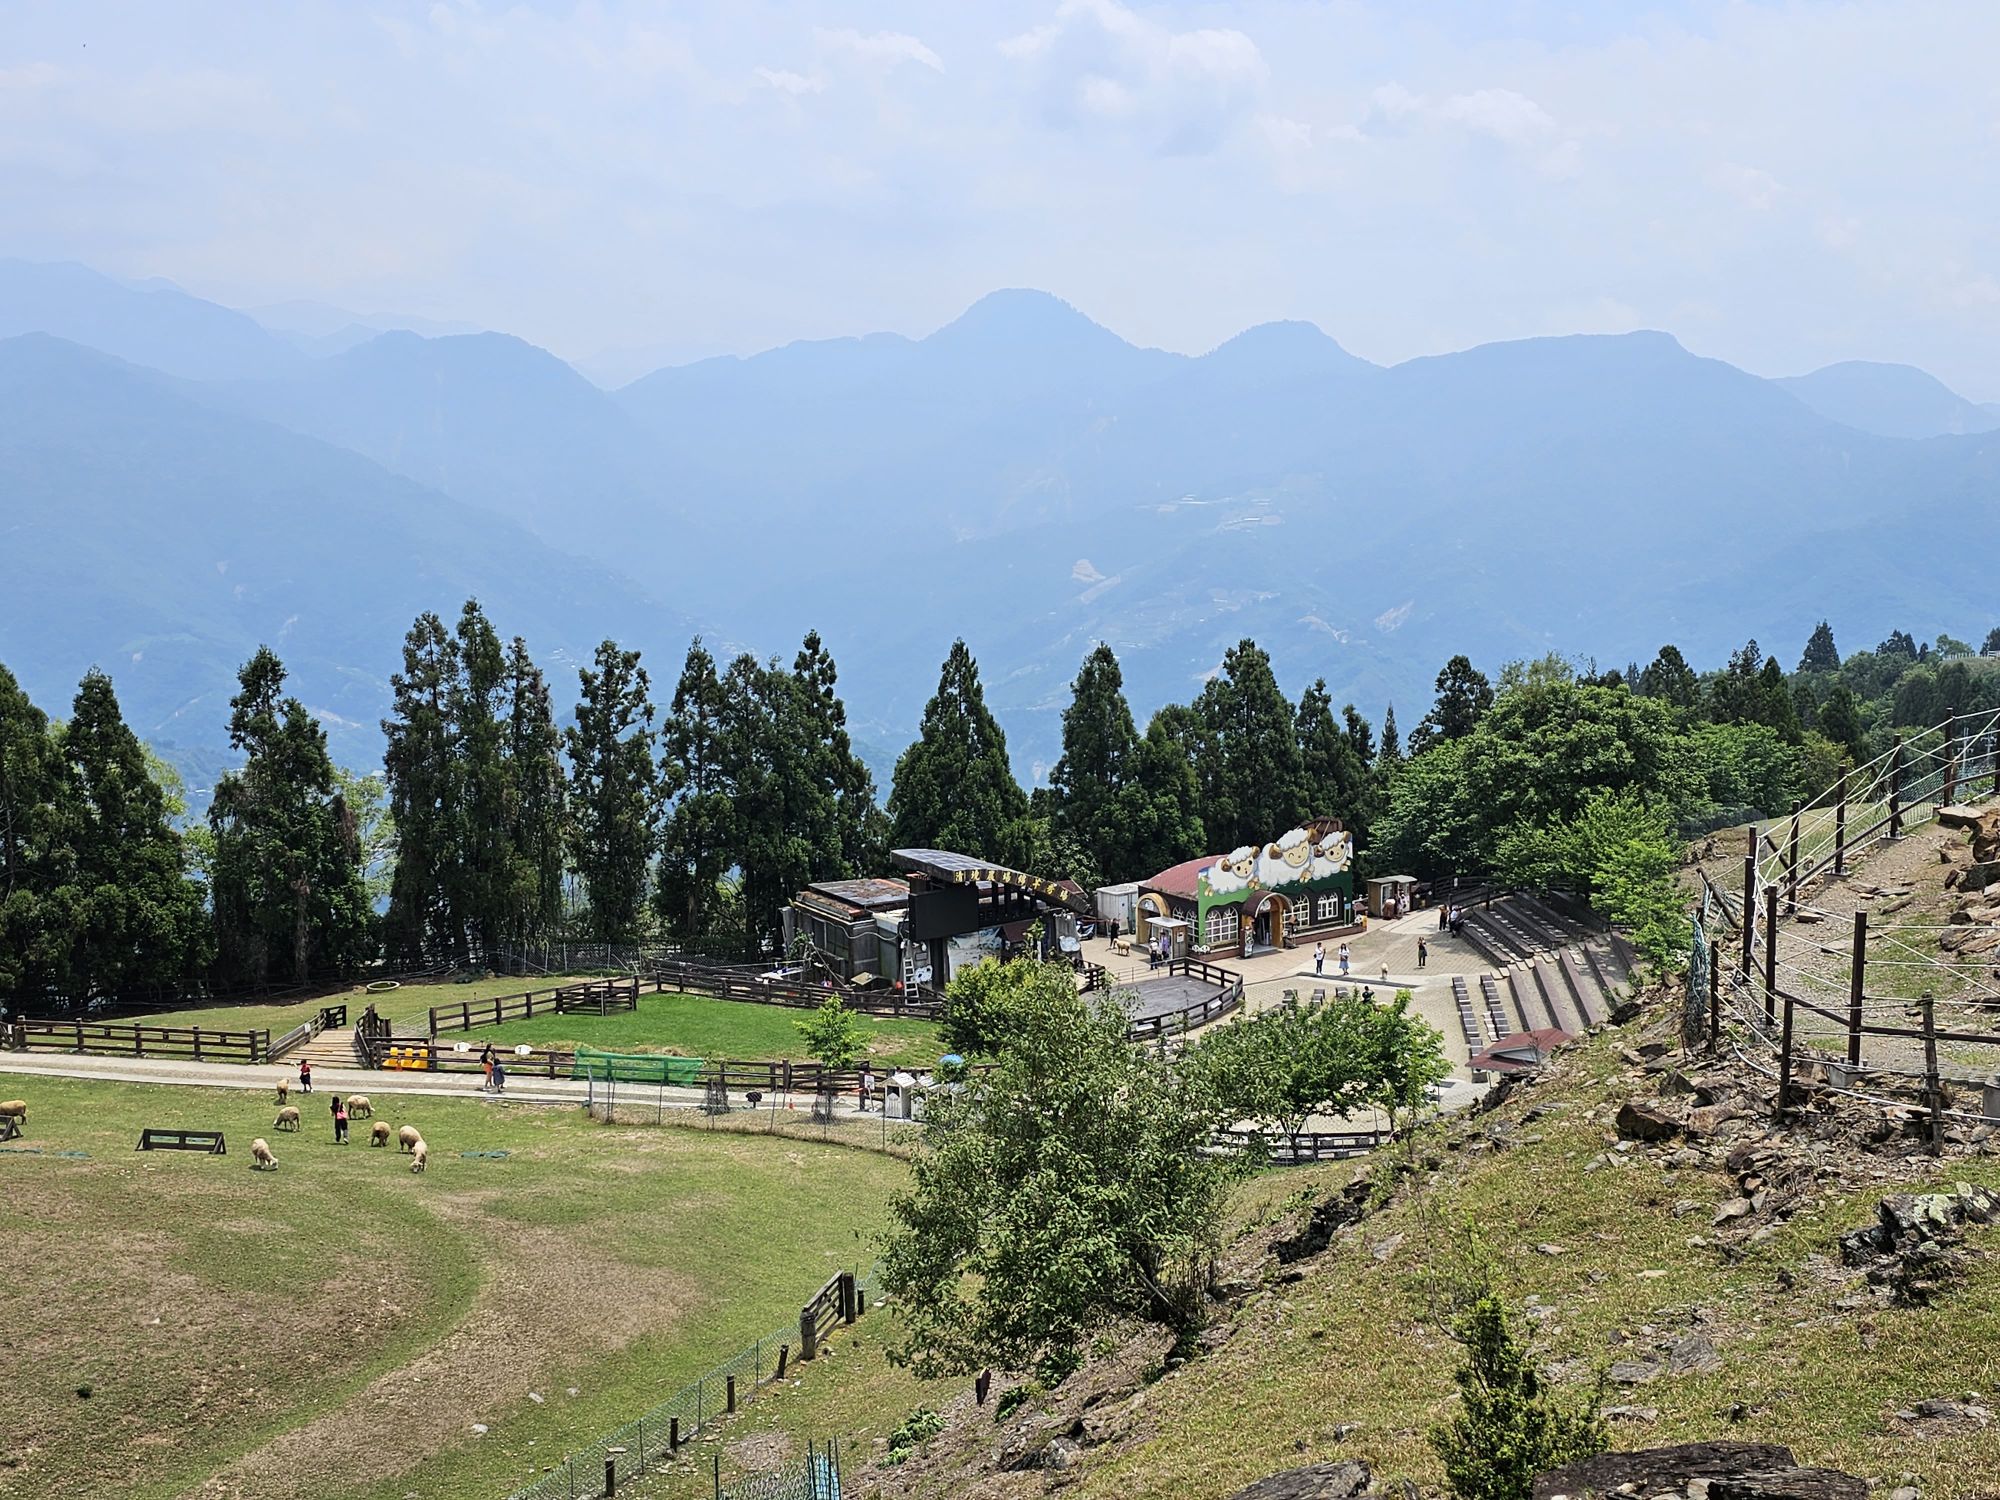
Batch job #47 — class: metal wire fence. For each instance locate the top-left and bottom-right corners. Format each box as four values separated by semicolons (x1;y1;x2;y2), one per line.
581;1072;927;1157
500;1270;879;1500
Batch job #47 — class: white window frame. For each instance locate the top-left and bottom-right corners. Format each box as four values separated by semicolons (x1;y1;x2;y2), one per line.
1206;907;1240;946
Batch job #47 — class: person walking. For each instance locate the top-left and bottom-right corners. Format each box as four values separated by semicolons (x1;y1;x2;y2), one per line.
491;1057;507;1094
298;1057;312;1095
331;1093;348;1145
860;1064;877;1113
480;1042;495;1093
1417;936;1429;969
1438;902;1449;930
1338;942;1351;976
1314;941;1325;976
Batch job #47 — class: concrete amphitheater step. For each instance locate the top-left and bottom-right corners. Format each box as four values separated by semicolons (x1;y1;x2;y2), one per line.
1525;961;1580;1034
1477;974;1511;1039
1448;976;1484;1056
1464;909;1534;965
1501;969;1543;1033
1556;947;1605;1028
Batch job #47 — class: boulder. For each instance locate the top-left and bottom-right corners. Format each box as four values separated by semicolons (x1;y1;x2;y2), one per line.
1533;1442;1866;1500
1226;1459;1376;1500
1617;1099;1684;1143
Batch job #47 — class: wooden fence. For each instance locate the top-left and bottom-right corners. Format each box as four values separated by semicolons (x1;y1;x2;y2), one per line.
426;969;942;1038
1127;958;1246;1042
5;1017;270;1064
1213;1125;1388;1165
798;1270;858;1361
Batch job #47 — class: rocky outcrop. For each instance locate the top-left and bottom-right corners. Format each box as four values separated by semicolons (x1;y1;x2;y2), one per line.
1225;1459;1378;1500
1838;1182;2000;1304
1937;804;2000;896
1533;1441;1867;1499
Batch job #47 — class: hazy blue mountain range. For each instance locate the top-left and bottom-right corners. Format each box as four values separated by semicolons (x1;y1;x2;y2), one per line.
0;258;1996;789
0;334;692;788
1775;359;2000;440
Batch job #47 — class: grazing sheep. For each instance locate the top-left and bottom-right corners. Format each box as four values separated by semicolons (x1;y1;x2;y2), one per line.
397;1125;422;1153
409;1140;428;1174
274;1078;289;1105
370;1121;391;1147
274;1105;301;1131
346;1094;372;1119
250;1137;277;1171
0;1099;26;1124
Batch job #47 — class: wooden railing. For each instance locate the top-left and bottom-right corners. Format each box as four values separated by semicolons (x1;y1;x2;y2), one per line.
7;1018;269;1064
798;1270;856;1361
1127;959;1245;1042
426;968;942;1037
1214;1126;1387;1165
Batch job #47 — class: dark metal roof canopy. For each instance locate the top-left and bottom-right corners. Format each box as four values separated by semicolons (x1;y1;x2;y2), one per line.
891;849;1091;913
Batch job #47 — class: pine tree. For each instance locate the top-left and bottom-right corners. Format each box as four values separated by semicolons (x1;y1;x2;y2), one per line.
52;671;211;997
792;631;880;878
658;638;736;941
888;641;1031;864
1757;657;1802;743
722;652;824;953
451;601;514;957
381;612;460;964
504;635;567;949
1706;640;1765;724
1412;655;1494;752
0;663;63;995
1050;645;1142;880
1120;716;1206;878
565;640;657;942
1637;644;1699;709
1798;620;1840;673
210;648;371;985
1297;680;1369;833
1343;704;1376;766
1194;640;1307;849
1379;704;1402;765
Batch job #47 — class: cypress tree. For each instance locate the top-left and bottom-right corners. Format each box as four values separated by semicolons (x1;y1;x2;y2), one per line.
0;664;62;995
566;640;657;942
504;635;567;949
1297;679;1369;833
452;601;511;957
1122;714;1206;878
1637;644;1699;709
792;630;881;878
381;612;459;964
1413;655;1494;751
1379;704;1402;765
1817;683;1866;758
1342;704;1376;767
210;648;371;985
1194;640;1307;850
888;641;1030;863
53;671;211;997
1050;645;1141;880
1798;620;1840;674
721;653;819;952
658;638;735;941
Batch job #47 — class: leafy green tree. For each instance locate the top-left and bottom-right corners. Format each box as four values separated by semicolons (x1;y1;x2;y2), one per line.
1371;738;1483;878
1797;732;1849;801
1798;620;1840;673
1984;627;2000;656
938;942;1073;1057
565;640;657;941
658;638;736;941
1496;654;1575;698
47;671;210;997
1194;640;1307;849
1365;991;1453;1129
795;993;868;1072
1636;644;1698;709
1429;1289;1607;1500
1891;666;1942;729
1192;994;1378;1154
1817;683;1868;760
1685;721;1798;815
1050;645;1141;880
882;957;1231;1379
503;635;567;949
210;648;372;985
1937;633;1974;659
1412;656;1494;753
888;641;1030;864
381;611;459;963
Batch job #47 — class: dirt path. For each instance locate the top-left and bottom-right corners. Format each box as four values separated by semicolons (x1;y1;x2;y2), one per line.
184;1199;693;1500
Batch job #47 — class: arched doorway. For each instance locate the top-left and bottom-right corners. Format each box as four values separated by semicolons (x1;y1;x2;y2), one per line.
1137;893;1168;945
1245;890;1290;954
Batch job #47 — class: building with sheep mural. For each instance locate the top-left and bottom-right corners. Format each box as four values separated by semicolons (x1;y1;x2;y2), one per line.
1135;818;1362;959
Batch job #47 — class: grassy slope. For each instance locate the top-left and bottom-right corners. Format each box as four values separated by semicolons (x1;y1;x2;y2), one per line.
674;1032;2000;1500
107;974;601;1036
0;1076;904;1500
480;991;946;1069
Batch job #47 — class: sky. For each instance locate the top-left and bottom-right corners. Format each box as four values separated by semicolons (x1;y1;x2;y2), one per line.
5;0;1999;396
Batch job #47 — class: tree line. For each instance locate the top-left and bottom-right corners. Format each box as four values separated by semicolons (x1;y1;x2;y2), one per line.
3;608;1995;1001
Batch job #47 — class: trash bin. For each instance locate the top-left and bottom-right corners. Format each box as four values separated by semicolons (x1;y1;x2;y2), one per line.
885;1071;918;1121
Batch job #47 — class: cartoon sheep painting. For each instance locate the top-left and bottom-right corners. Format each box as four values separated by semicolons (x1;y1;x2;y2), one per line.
1206;845;1261;895
1255;828;1312;887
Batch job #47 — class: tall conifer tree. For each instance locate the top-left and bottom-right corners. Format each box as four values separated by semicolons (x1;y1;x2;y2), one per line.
505;635;567;949
658;638;735;941
1050;645;1141;880
565;640;656;941
888;641;1030;863
1194;639;1306;849
381;613;459;964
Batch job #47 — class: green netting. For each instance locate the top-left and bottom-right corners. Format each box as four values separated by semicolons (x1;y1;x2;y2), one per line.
571;1047;706;1085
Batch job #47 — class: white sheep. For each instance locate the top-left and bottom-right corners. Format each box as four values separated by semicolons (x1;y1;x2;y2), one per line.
409;1140;428;1174
397;1125;423;1153
370;1121;391;1147
250;1137;278;1171
0;1099;26;1124
274;1078;289;1105
346;1094;372;1119
274;1105;301;1131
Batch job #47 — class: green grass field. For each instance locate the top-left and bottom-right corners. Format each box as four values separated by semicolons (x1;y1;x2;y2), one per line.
109;974;600;1037
0;1074;906;1500
479;991;947;1069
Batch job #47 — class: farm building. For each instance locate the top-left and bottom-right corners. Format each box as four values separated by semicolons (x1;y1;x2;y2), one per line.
1135;817;1362;959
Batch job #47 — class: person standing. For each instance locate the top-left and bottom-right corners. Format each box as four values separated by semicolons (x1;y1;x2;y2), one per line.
860;1064;877;1113
1417;936;1429;969
331;1093;348;1144
298;1057;313;1095
480;1042;495;1093
1438;902;1449;931
491;1057;507;1094
1338;942;1351;976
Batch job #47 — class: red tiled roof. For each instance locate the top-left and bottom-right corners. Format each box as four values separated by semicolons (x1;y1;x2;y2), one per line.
1141;855;1218;901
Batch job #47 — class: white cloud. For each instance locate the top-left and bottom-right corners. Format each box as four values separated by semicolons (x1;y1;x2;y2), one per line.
1439;88;1555;146
1712;162;1784;211
755;67;824;97
1000;0;1268;155
815;28;943;73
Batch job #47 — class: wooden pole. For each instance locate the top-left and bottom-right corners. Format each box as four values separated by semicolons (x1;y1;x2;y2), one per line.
1889;738;1904;837
1763;885;1779;1028
1834;771;1848;876
1848;910;1867;1069
1922;993;1944;1155
1786;802;1801;913
1944;707;1961;804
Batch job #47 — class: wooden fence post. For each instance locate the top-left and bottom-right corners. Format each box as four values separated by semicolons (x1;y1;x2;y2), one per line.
1848;910;1867;1069
1834;772;1848;876
776;1344;788;1379
1944;708;1961;804
1922;993;1944;1155
1889;738;1904;837
800;1305;817;1361
670;1416;680;1453
1776;983;1797;1119
1741;840;1758;977
726;1374;736;1413
1762;885;1779;1028
1786;802;1801;913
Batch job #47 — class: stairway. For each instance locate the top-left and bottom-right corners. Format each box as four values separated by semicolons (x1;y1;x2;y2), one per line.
286;1026;364;1070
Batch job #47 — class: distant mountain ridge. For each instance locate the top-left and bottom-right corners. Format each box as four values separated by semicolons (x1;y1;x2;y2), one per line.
1776;359;2000;439
0;257;1996;784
